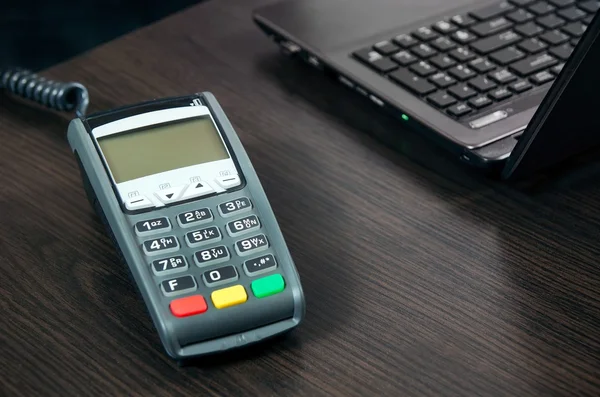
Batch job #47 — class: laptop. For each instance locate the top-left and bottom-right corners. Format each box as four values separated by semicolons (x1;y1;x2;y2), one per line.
253;0;600;180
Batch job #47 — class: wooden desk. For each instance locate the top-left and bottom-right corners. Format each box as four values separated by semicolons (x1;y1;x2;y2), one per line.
2;0;600;395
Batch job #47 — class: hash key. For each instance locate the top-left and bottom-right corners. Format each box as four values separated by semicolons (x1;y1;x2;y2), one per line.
448;84;477;100
427;91;457;108
353;48;399;73
468;76;497;92
389;68;437;95
448;65;476;81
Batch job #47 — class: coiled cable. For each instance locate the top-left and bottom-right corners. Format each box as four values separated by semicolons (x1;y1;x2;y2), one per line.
0;68;89;117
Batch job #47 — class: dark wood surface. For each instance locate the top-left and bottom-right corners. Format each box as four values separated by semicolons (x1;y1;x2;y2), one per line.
2;0;600;395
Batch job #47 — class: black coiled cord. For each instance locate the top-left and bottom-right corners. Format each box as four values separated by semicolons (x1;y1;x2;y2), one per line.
0;68;89;117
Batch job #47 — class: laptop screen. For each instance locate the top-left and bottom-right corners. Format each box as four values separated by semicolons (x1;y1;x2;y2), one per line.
502;11;600;180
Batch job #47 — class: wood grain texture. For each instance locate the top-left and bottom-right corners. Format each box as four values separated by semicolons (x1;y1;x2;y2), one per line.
2;0;600;396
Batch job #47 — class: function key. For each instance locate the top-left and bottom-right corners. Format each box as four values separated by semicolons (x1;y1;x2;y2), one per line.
470;16;514;36
451;14;476;27
181;181;213;200
154;185;185;204
528;1;556;16
392;51;418;66
251;274;286;299
218;197;252;218
161;275;197;297
530;70;555;84
411;43;437;58
125;196;153;211
235;234;269;256
470;1;514;20
506;9;534;23
151;255;188;277
203;265;239;287
215;175;242;190
468;95;493;109
143;236;179;256
412;26;438;41
447;103;472;117
177;208;213;228
393;33;419;48
373;40;400;55
244;254;278;277
352;48;398;73
169;295;208;318
489;87;514;100
427;91;457;108
185;226;222;247
451;30;477;44
194;245;230;267
579;1;600;14
433;20;458;34
211;285;248;309
226;215;261;237
134;217;171;237
557;7;586;21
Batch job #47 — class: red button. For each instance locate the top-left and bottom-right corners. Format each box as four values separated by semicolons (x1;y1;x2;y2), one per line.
169;295;208;317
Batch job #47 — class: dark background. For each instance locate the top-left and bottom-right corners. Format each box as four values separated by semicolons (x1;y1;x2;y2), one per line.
1;1;203;70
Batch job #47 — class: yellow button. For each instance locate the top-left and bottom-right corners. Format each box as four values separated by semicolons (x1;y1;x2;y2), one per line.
211;285;248;309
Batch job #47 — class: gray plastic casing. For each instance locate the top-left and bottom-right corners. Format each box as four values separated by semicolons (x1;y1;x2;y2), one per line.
67;92;305;360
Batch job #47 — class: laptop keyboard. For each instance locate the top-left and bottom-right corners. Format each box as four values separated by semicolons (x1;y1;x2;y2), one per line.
351;0;598;120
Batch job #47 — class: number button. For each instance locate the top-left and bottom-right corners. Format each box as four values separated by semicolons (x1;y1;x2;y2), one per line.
244;254;277;276
226;215;260;237
235;234;269;256
143;236;179;256
202;265;239;287
134;217;171;237
160;275;197;297
185;226;222;247
177;208;213;228
218;197;252;217
194;245;230;267
151;255;188;276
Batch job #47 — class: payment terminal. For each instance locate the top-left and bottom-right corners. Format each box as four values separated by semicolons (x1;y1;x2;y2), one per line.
67;93;305;360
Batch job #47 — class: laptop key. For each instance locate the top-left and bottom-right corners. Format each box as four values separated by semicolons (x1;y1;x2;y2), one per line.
429;72;457;88
489;87;513;100
561;22;587;37
427;91;457;108
433;20;458;34
528;2;556;16
448;65;476;81
468;95;493;109
539;30;569;45
548;0;574;7
448;84;478;100
537;14;566;29
471;30;521;54
430;54;457;69
530;70;555;84
431;37;457;52
550;63;565;74
509;11;535;25
389;68;437;95
508;0;536;6
470;17;513;36
489;68;517;83
490;46;526;65
447;103;472;117
509;53;557;75
451;14;476;27
579;1;600;14
557;7;586;22
470;57;497;72
412;43;437;58
468;76;497;92
470;1;514;20
413;26;439;41
449;47;477;62
353;49;399;73
583;15;593;25
570;38;579;46
374;40;400;55
393;34;419;48
452;30;477;44
518;38;547;53
514;22;544;37
409;61;437;77
392;51;418;66
549;44;573;60
508;79;533;92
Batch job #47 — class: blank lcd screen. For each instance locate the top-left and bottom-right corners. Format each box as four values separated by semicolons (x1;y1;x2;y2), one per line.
98;117;229;183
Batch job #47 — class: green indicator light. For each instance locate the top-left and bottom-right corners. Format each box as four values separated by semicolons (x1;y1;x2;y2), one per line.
401;114;409;121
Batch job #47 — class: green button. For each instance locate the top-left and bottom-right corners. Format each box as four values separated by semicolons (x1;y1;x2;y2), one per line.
251;274;285;298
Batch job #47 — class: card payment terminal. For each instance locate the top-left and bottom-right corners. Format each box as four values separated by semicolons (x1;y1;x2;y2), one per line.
67;93;305;360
